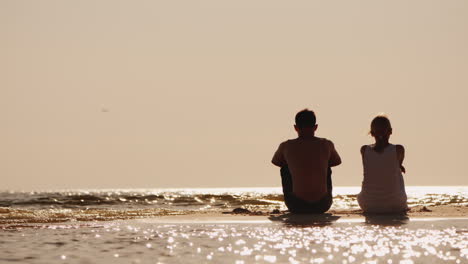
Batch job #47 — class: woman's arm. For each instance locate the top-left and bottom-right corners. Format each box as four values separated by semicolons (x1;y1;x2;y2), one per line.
360;145;366;157
396;144;406;173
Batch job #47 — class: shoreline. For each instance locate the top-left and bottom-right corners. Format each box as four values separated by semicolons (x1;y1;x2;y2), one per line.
151;204;468;222
2;212;467;230
0;205;466;228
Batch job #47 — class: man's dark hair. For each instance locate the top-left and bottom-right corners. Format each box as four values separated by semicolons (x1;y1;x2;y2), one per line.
295;109;316;128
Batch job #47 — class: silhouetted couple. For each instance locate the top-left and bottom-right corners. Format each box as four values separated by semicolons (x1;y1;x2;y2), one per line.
272;109;408;214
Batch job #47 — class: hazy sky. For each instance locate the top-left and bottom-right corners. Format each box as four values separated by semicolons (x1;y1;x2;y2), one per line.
2;0;467;190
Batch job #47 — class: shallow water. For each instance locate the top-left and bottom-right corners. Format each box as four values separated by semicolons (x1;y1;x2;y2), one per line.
0;186;467;224
1;187;467;263
1;217;466;264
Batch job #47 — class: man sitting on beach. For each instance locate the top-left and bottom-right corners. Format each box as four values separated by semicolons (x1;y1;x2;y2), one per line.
271;109;342;213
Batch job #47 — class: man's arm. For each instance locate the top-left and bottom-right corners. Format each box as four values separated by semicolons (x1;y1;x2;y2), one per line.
271;142;287;167
328;141;342;167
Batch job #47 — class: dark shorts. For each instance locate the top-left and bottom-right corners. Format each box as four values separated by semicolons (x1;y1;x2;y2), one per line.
280;166;333;214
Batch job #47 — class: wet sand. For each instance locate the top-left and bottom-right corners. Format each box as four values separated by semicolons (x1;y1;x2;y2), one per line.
333;204;468;218
131;205;467;225
219;204;468;217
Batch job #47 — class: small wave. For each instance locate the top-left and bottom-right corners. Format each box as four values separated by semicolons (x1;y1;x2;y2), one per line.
0;191;286;209
0;207;190;225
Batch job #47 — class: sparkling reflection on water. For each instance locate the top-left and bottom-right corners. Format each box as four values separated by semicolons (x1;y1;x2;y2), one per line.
0;217;466;264
1;186;467;225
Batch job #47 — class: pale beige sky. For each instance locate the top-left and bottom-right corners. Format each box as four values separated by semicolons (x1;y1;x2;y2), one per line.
2;0;467;190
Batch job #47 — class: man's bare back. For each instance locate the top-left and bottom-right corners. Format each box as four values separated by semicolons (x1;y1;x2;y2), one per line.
272;137;341;202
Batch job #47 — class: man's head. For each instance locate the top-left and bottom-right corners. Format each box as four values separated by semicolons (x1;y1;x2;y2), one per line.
294;109;317;134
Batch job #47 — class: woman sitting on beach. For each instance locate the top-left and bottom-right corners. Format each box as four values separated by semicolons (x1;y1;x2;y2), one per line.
357;115;408;214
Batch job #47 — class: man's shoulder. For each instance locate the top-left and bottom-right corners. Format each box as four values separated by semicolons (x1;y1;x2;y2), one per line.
279;139;296;145
276;139;293;150
283;137;335;146
317;137;339;153
315;137;334;145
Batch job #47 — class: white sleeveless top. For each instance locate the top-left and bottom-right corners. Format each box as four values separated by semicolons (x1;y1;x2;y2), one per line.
357;144;407;213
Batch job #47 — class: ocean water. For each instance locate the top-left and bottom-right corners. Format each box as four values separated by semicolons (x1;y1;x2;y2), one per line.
0;186;467;224
1;217;467;264
0;186;467;264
